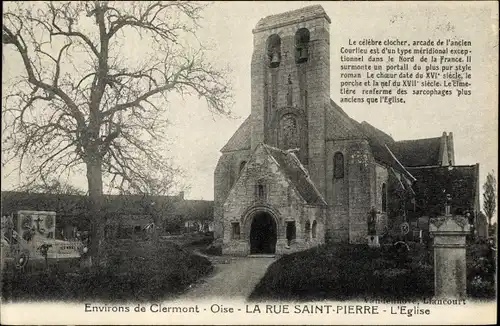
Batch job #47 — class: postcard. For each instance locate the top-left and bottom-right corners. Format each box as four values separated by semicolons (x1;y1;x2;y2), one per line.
1;1;497;325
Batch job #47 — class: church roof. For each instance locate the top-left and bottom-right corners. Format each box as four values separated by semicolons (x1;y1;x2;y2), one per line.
326;100;444;180
408;164;480;215
326;100;407;172
263;145;327;206
326;100;445;170
326;100;366;140
358;121;399;168
220;116;251;152
219;101;448;173
390;137;442;167
254;5;331;32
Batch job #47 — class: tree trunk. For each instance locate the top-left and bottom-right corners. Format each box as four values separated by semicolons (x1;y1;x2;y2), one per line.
86;156;104;267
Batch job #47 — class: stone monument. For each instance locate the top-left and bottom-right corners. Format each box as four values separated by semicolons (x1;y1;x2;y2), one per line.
429;197;470;298
366;207;380;247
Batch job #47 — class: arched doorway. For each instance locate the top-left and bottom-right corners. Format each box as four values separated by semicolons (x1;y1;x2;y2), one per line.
250;211;277;254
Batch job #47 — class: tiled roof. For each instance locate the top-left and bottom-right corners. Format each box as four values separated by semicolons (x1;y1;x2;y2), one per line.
328;100;443;170
219;102;446;170
408;165;480;216
221;116;251;152
326;101;409;174
358;121;399;168
263;144;326;206
326;100;366;140
1;192;213;225
390;137;442;167
359;121;395;146
254;5;331;32
1;192;87;215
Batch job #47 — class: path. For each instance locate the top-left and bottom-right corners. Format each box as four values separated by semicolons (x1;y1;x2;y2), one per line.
181;255;275;300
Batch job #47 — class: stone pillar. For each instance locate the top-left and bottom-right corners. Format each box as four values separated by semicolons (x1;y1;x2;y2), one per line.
429;215;470;298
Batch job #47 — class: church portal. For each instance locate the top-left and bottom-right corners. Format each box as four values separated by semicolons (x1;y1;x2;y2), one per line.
250;211;277;254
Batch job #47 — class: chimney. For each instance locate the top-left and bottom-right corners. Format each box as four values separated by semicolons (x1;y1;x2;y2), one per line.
438;132;448;166
447;132;455;165
179;191;184;200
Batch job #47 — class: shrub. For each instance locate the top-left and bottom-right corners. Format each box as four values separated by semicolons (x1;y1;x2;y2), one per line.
250;243;434;301
466;241;496;298
201;238;223;256
2;239;213;302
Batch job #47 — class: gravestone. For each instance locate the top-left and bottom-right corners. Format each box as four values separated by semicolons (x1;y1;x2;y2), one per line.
366;207;380;248
429;214;470;298
475;213;489;240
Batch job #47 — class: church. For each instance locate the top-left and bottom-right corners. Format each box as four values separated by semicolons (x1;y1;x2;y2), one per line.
213;5;480;256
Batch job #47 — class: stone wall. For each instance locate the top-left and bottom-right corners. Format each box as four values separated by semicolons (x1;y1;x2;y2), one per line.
324;139;376;243
222;145;325;256
347;140;375;243
326;139;356;242
374;163;389;234
213;149;251;239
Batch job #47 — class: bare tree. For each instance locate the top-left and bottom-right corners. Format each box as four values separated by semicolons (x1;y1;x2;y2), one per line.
2;1;232;264
483;171;496;225
19;177;85;195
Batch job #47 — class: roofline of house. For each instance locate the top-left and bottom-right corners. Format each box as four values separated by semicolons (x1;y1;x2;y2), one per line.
384;144;416;181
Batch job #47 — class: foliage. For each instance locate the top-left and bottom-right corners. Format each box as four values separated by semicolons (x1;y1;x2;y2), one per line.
483;171;496;225
163;215;184;234
203;240;223;256
249;244;434;301
250;241;496;301
466;240;496;298
2;240;213;302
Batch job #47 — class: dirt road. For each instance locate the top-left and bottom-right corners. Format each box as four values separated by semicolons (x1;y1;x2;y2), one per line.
181;256;275;301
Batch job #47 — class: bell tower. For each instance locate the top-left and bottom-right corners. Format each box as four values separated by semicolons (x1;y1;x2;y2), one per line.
250;5;331;195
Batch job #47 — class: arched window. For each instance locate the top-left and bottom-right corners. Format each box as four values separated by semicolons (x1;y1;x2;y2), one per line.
239;161;247;173
312;220;317;239
305;221;311;241
266;34;281;68
382;183;387;212
279;114;299;150
333;152;344;179
295;28;310;63
256;181;266;201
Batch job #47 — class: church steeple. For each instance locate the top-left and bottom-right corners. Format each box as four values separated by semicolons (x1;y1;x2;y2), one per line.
250;5;331;189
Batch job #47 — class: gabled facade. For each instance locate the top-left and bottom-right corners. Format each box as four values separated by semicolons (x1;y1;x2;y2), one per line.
222;143;326;255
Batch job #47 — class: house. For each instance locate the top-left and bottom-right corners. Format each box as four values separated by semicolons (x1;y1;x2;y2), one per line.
1;191;213;239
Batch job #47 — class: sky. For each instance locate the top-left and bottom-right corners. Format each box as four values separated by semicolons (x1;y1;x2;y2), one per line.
2;1;498;209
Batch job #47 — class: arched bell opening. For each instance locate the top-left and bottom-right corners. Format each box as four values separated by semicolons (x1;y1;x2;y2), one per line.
266;34;281;68
295;28;310;64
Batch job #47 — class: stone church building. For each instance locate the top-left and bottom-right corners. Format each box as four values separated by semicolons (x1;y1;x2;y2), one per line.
213;5;480;256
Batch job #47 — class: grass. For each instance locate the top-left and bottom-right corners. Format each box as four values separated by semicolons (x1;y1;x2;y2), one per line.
2;240;213;303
